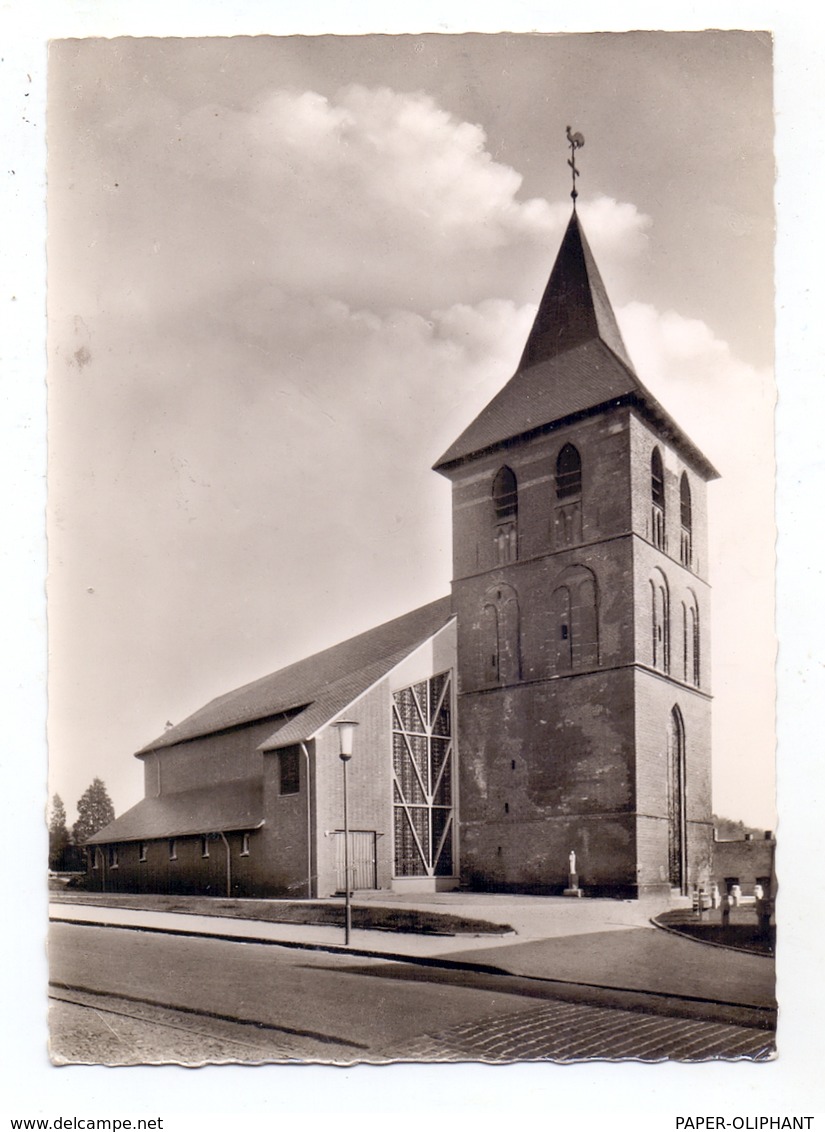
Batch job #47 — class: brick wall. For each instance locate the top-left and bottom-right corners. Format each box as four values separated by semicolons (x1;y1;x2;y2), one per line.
140;719;270;797
90;829;265;897
260;745;313;897
312;623;458;897
712;837;776;893
457;672;637;892
312;680;395;898
450;409;634;584
628;413;710;584
446;397;715;896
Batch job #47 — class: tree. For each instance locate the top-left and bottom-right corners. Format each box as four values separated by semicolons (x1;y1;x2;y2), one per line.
72;778;115;845
712;813;770;841
48;794;70;870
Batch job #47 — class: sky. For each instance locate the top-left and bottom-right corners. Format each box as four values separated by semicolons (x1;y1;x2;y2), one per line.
46;32;776;828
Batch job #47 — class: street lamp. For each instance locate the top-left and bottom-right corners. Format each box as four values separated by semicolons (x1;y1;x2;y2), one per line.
333;719;359;945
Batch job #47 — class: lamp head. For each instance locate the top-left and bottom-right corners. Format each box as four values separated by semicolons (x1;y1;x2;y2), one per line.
333;719;358;760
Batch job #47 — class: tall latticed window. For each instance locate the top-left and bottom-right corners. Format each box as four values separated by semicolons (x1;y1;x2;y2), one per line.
679;473;692;567
651;448;665;550
392;672;454;878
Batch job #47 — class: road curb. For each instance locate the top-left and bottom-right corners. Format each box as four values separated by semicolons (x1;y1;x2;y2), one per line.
649;914;775;958
50;913;776;1029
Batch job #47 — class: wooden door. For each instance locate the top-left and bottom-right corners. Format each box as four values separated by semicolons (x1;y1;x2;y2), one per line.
335;830;377;892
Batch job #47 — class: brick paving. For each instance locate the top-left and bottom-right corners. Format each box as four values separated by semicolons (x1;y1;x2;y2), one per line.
49;985;775;1065
48;990;361;1065
376;999;775;1063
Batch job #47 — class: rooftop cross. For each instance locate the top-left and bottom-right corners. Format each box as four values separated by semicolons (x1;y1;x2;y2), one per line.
566;125;585;206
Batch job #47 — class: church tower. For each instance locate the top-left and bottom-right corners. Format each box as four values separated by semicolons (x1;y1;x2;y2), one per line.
435;171;718;897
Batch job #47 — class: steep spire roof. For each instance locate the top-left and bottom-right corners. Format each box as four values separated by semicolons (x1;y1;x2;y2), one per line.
518;210;634;372
435;209;718;480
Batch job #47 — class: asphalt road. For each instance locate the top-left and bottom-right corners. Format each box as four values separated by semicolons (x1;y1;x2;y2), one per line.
48;923;774;1065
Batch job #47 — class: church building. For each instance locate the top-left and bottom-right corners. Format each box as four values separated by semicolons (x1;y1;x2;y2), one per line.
87;186;718;900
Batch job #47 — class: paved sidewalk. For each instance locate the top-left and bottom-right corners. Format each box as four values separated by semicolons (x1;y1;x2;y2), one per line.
49;901;519;959
50;896;775;1013
344;889;658;938
448;929;775;1009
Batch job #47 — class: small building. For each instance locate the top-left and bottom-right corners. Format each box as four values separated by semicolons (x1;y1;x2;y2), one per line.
712;832;776;896
87;599;457;897
89;198;719;899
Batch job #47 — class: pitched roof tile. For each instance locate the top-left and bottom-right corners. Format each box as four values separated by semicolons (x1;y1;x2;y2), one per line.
87;780;263;844
435;210;718;480
138;596;453;753
518;210;634;372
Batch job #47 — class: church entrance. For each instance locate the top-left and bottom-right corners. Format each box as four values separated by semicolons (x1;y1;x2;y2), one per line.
334;830;377;892
667;707;687;892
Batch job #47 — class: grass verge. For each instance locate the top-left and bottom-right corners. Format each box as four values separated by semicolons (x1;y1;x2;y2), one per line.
49;891;512;936
654;908;774;956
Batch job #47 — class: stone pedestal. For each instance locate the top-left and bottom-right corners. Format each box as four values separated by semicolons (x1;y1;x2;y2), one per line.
563;872;583;897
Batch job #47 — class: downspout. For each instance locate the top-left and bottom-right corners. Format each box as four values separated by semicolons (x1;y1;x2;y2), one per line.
218;831;231;898
299;742;313;899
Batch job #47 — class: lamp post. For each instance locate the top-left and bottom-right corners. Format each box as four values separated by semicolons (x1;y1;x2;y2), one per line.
333;719;358;945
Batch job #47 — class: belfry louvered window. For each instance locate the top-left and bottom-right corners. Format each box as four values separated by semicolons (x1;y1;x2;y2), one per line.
651;448;666;550
680;473;693;567
493;466;518;520
392;672;454;878
555;443;582;499
492;466;518;563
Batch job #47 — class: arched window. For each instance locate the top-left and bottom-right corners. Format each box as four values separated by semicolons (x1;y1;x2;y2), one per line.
492;466;518;563
556;444;582;499
667;707;687;892
553;444;583;548
480;601;500;684
576;574;599;667
550;566;599;673
550;584;573;672
493;466;518;520
679;474;692;567
682;593;700;687
690;603;700;687
479;583;522;685
651;448;665;550
650;570;670;673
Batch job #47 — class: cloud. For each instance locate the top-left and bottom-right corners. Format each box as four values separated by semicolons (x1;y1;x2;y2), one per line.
617;300;774;473
52;84;654;330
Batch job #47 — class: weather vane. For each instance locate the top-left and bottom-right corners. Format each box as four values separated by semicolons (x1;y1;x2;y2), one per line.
566;125;585;206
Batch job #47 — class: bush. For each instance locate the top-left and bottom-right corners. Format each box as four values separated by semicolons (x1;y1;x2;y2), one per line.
64;873;92;890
